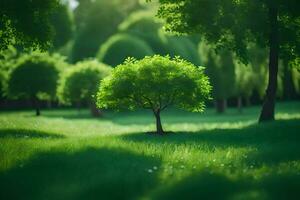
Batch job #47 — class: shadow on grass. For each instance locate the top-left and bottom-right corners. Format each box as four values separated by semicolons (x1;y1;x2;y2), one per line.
0;147;161;200
121;119;300;165
0;129;64;138
152;170;300;200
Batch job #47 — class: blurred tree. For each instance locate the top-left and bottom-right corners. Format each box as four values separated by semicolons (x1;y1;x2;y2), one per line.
71;0;140;62
119;11;201;65
199;42;236;113
97;55;211;135
57;59;111;117
97;34;154;66
49;2;74;50
233;60;255;112
0;0;59;50
153;0;300;122
6;52;65;116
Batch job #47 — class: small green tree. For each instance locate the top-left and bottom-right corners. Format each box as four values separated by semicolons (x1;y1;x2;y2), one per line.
6;52;64;116
97;55;211;135
57;59;111;116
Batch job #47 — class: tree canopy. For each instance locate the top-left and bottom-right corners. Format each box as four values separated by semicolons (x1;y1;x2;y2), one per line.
0;0;59;50
57;59;111;116
6;52;65;115
97;55;211;134
153;0;300;122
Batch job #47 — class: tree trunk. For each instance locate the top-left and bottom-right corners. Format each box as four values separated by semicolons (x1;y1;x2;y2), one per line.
259;3;279;122
216;99;227;113
89;101;102;117
33;97;40;116
154;111;164;135
237;96;243;113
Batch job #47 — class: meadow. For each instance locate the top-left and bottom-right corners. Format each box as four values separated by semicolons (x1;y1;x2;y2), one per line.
0;101;300;200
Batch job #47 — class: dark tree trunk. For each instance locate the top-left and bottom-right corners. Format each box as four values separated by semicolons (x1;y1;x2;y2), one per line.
33;98;40;116
154;111;164;135
259;3;279;123
216;99;227;113
89;101;102;117
237;96;243;113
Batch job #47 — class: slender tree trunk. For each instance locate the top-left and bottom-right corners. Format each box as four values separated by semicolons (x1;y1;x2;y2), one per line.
33;97;40;116
154;110;164;135
259;3;279;122
237;96;243;113
216;99;227;113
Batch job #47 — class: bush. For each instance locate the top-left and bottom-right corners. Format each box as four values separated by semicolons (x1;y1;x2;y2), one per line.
6;52;65;115
97;55;211;134
57;59;111;116
97;34;154;66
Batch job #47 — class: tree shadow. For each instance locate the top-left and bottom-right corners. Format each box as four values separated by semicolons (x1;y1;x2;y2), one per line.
0;147;161;200
152;170;300;200
121;119;300;165
0;129;64;138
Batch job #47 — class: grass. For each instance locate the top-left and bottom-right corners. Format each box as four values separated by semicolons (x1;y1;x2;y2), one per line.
0;101;300;200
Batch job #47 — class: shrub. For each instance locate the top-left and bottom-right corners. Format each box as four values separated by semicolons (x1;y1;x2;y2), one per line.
6;52;64;116
97;55;211;134
57;59;111;116
97;34;154;66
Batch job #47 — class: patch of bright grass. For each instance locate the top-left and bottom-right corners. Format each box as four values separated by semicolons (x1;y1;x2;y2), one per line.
0;101;300;200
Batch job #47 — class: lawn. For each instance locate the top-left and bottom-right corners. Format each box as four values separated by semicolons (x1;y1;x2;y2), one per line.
0;101;300;200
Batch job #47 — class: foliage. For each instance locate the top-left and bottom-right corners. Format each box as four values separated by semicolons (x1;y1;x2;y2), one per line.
49;2;74;50
71;0;140;62
97;34;154;66
119;11;168;55
153;0;300;63
0;0;59;50
119;11;201;65
57;59;111;105
97;55;211;133
166;36;201;65
199;41;236;100
6;52;65;100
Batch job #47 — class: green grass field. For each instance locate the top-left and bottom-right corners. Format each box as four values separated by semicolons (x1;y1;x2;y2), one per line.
0;102;300;200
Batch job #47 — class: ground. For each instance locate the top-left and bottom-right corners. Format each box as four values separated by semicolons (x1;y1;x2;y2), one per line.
0;101;300;200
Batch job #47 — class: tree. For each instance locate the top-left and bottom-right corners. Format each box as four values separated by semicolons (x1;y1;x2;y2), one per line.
119;11;201;65
97;55;211;135
57;59;111;117
6;52;65;116
153;0;300;122
71;0;140;62
49;2;74;50
97;34;154;66
199;42;236;113
0;0;59;50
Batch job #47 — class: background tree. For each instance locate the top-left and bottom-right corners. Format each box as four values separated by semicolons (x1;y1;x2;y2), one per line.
6;52;64;116
0;0;59;50
49;2;74;50
153;0;300;122
97;34;154;66
119;11;201;65
199;42;236;113
71;0;139;62
97;55;211;135
57;59;111;116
